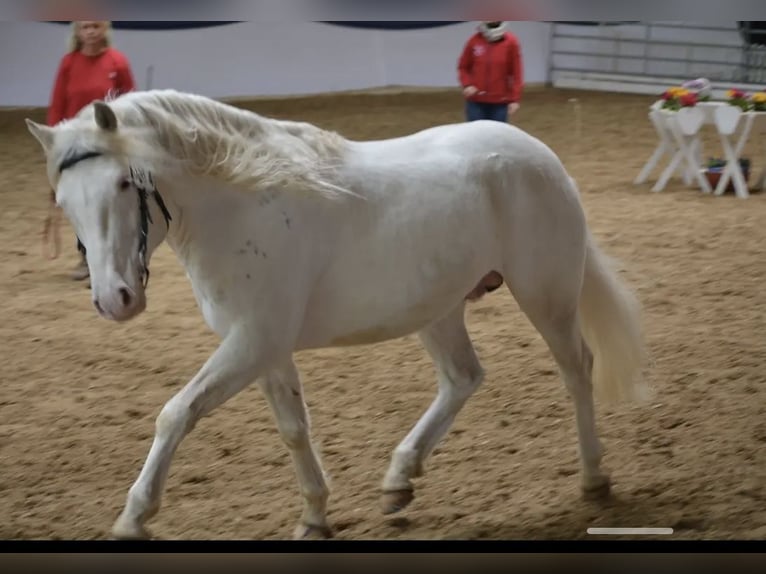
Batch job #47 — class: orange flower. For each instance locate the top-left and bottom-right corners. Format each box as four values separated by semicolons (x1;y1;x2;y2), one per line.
664;86;685;97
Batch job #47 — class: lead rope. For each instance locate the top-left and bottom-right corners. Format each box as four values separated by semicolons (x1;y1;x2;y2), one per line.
41;188;62;260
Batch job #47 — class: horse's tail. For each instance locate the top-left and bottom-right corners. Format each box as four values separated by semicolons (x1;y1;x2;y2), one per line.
578;230;650;405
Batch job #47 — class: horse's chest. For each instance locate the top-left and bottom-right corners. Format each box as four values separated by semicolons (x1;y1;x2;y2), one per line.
185;261;247;337
192;282;233;337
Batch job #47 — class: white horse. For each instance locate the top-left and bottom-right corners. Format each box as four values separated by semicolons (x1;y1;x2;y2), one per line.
26;89;648;540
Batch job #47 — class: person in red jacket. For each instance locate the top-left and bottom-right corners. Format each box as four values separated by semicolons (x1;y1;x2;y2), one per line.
47;21;136;281
457;21;524;123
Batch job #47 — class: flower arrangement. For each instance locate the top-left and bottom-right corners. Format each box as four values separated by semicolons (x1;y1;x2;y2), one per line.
660;86;698;111
727;88;751;111
751;91;766;111
660;79;766;112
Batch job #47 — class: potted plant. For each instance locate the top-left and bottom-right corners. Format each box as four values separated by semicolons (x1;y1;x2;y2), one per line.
704;157;751;192
726;89;751;111
751;91;766;111
660;86;698;111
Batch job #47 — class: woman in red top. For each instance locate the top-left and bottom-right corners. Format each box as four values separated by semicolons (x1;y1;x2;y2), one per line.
457;21;523;300
457;21;524;124
47;21;136;281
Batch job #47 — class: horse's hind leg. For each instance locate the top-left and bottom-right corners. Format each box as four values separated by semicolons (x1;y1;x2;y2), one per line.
381;302;484;514
509;286;611;499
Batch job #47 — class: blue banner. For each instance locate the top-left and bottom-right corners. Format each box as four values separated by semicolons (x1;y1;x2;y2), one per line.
321;21;463;30
111;21;241;30
48;21;240;30
48;21;643;32
49;21;462;31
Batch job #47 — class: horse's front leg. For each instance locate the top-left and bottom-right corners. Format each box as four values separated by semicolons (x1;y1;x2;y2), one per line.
259;361;331;539
111;327;270;540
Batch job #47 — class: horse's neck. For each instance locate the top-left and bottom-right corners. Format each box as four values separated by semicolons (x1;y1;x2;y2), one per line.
160;177;328;285
160;179;245;270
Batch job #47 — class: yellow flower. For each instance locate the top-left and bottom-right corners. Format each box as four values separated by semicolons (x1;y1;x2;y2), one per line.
751;92;766;103
667;86;686;96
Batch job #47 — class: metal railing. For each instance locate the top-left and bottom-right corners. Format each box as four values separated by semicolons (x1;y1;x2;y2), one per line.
549;21;766;88
740;22;766;84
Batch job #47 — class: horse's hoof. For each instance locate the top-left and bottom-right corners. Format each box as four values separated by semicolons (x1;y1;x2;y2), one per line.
582;475;612;501
111;516;153;540
381;488;414;515
293;523;333;540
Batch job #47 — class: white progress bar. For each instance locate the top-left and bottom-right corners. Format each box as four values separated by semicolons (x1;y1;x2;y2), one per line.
587;527;674;535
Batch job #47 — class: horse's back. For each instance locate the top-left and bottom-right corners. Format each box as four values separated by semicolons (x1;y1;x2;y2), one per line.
350;120;570;198
355;119;549;161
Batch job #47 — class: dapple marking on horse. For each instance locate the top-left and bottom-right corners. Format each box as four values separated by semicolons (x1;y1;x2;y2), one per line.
26;89;648;540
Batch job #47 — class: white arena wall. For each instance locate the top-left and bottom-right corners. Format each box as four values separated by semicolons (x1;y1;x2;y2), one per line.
0;20;750;108
0;21;551;107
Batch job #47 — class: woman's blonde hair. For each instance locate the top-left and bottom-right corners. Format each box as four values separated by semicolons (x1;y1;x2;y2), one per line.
68;21;113;52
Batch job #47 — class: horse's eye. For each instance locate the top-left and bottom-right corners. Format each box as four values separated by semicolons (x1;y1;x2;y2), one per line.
119;178;131;191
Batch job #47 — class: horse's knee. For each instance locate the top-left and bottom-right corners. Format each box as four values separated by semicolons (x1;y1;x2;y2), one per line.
278;419;309;450
443;363;485;400
156;400;193;437
461;369;485;397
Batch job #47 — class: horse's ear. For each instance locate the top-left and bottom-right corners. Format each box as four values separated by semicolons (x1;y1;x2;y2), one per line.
93;101;118;131
25;119;55;153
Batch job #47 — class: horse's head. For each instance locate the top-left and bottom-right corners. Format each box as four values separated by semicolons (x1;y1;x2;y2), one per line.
26;101;171;322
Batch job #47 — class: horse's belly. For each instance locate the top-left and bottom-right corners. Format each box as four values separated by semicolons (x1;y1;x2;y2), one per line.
298;294;450;349
296;251;494;350
325;310;435;347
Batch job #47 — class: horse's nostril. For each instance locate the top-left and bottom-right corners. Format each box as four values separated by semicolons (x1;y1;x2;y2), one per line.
118;287;132;308
94;299;104;314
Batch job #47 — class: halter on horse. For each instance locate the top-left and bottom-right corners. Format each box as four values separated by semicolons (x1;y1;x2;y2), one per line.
54;150;172;288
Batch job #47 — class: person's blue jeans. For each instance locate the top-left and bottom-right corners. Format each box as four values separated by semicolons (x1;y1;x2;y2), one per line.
465;101;509;123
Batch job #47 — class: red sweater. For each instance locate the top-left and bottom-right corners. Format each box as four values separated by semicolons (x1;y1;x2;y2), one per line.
458;32;524;104
47;47;136;126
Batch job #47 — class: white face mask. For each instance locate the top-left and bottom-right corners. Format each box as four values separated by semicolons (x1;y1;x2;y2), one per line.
479;21;506;42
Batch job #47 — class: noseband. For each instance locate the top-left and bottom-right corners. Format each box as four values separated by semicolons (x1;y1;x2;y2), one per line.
58;150;172;289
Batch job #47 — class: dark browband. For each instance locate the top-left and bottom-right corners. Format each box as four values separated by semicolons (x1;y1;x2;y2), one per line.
61;149;103;260
58;150;103;174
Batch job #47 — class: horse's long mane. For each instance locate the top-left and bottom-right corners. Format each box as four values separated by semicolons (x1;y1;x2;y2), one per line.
65;89;353;199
